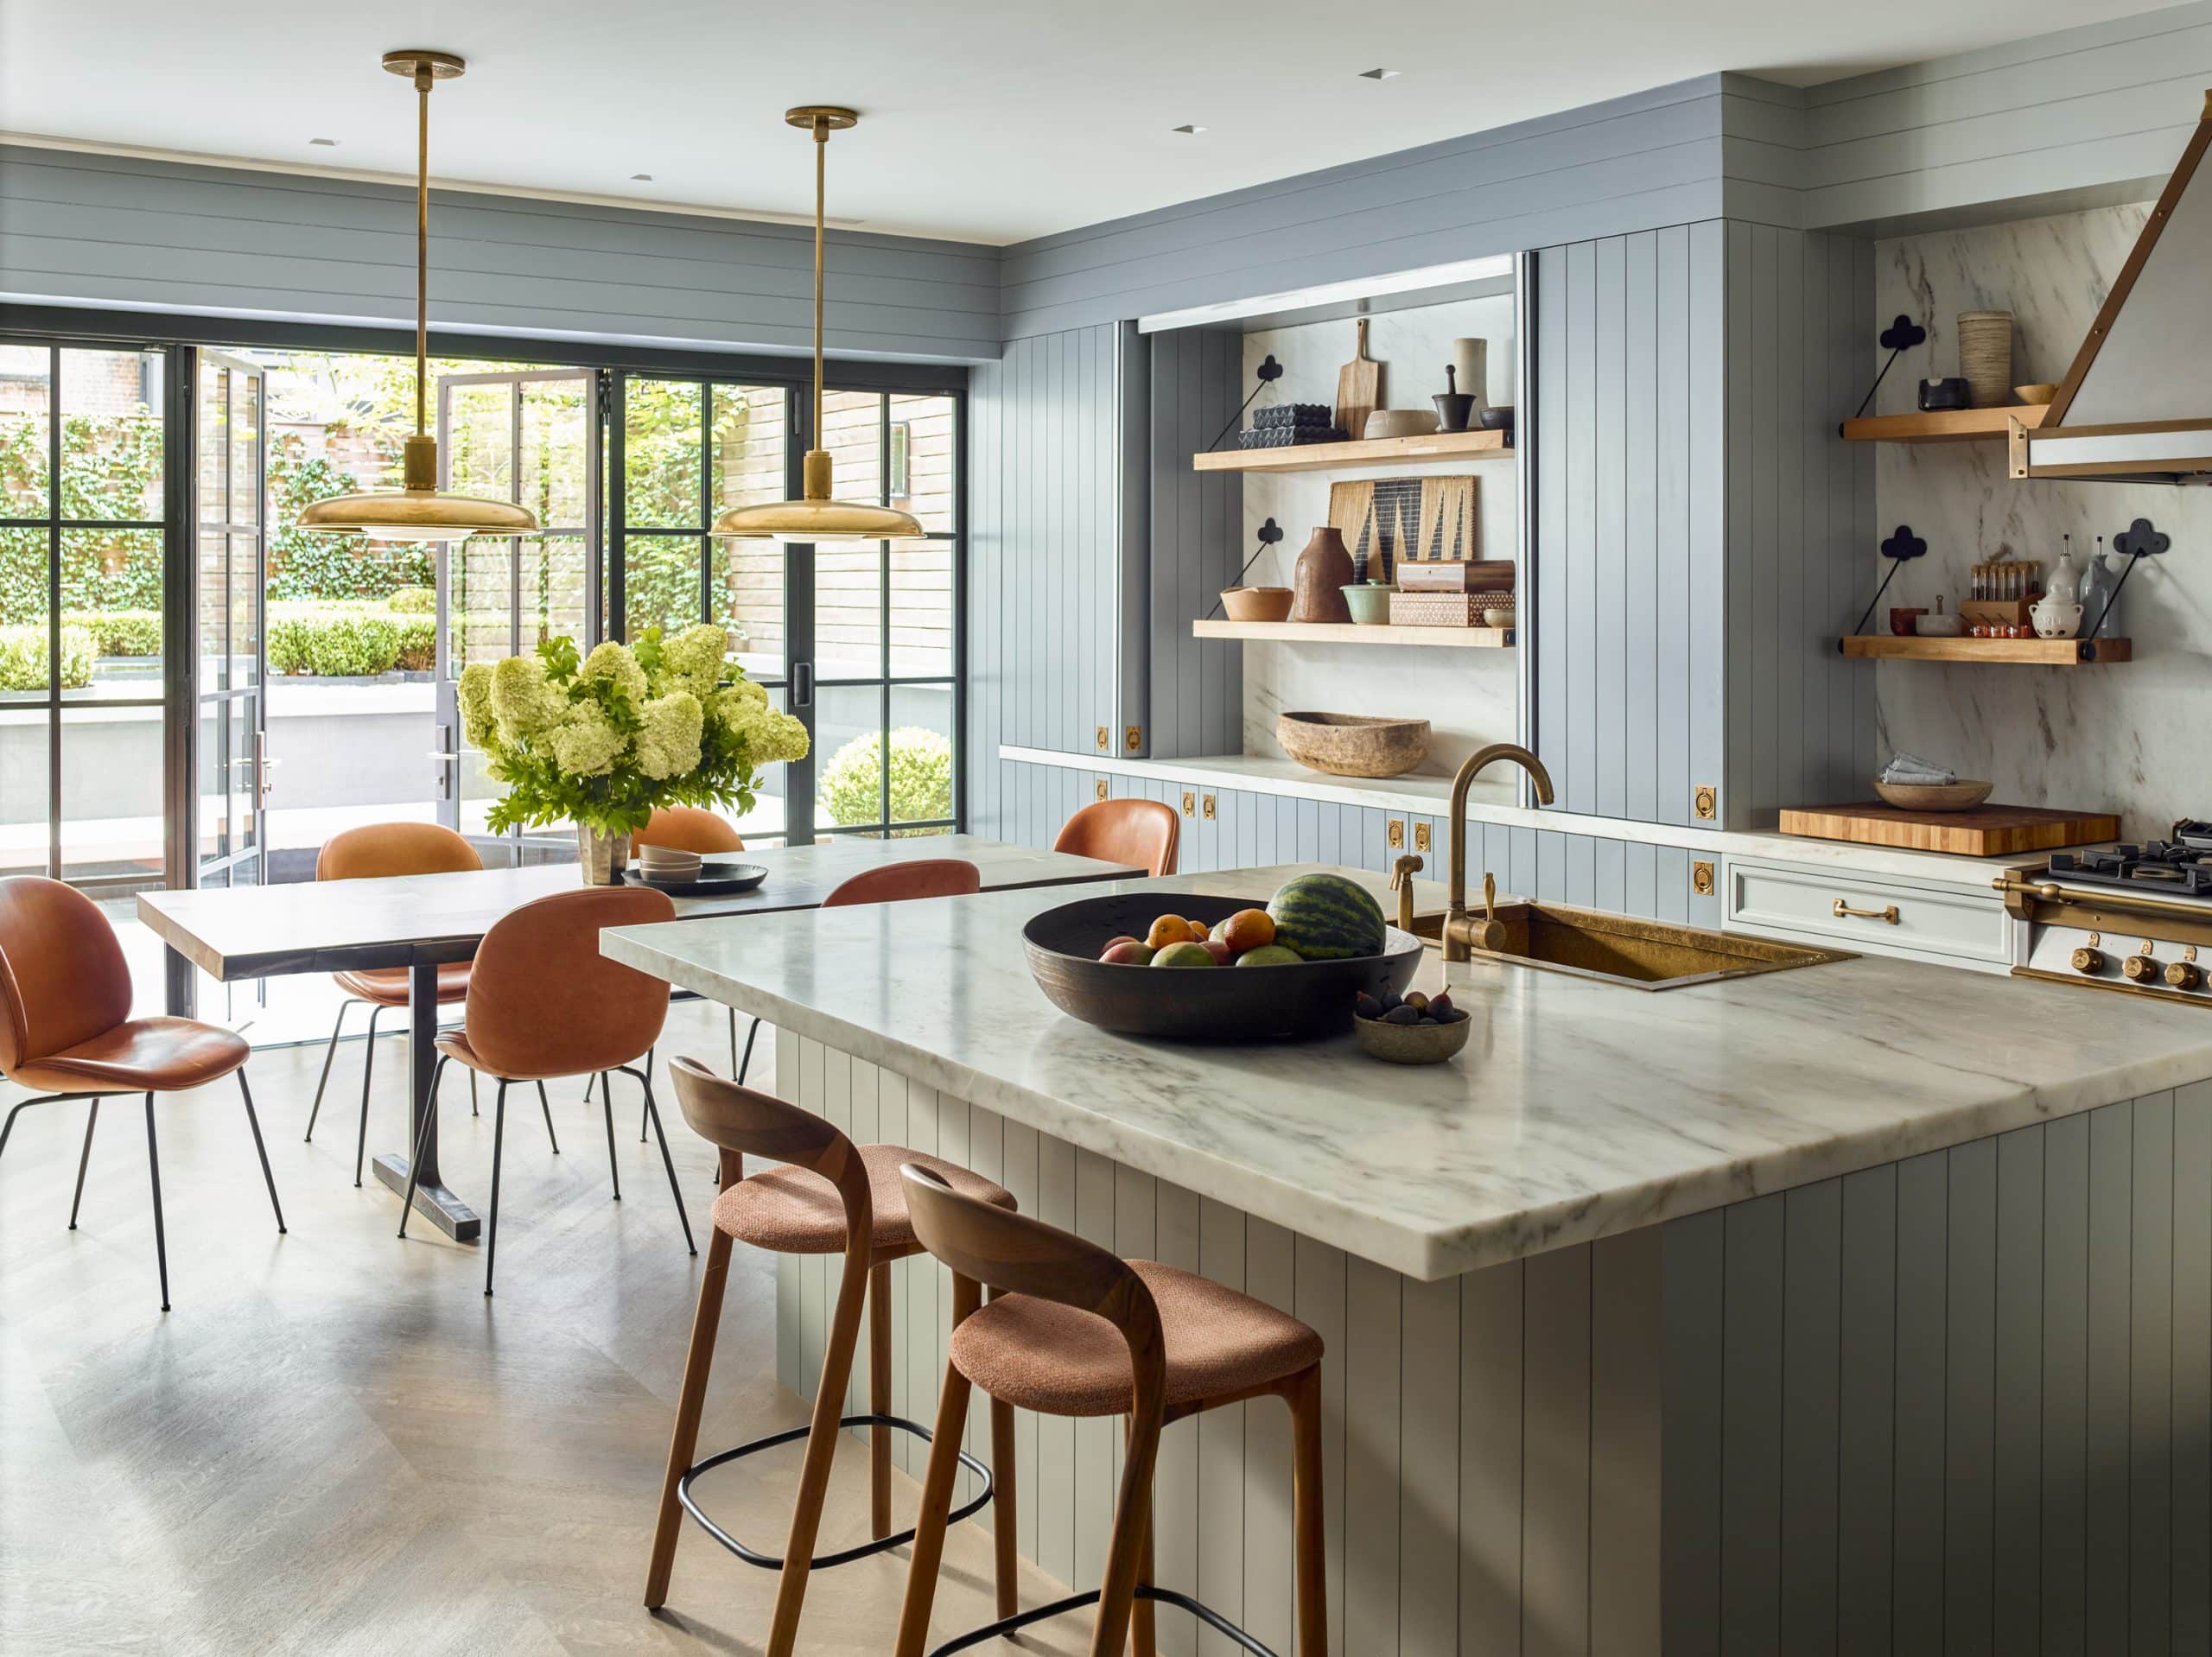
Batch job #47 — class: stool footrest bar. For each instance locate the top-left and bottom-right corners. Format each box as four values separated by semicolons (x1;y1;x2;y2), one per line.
678;1412;993;1571
927;1584;1279;1657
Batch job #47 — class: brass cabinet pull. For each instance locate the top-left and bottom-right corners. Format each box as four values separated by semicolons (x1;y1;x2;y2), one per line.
1832;898;1900;924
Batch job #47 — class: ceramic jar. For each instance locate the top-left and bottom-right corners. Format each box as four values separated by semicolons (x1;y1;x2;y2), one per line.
1291;526;1356;623
1450;339;1491;417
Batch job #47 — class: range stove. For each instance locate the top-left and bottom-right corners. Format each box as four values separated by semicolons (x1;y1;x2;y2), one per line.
2000;823;2212;1004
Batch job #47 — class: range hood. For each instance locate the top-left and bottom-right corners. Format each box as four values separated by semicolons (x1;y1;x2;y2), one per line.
2012;90;2212;484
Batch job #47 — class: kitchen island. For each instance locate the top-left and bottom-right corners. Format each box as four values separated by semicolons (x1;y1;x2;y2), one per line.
607;865;2212;1656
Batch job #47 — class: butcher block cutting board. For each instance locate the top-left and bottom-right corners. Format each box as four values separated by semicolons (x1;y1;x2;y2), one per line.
1779;801;2121;856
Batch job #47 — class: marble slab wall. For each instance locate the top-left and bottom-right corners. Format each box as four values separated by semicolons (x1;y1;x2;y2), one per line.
1874;205;2210;839
1237;298;1520;778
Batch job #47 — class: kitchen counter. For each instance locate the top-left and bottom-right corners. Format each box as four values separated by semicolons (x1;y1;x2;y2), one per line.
604;861;2212;1280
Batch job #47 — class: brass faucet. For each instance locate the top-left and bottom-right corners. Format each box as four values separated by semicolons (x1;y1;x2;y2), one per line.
1389;853;1424;933
1443;742;1555;962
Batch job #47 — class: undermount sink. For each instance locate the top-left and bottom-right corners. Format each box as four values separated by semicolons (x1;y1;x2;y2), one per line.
1408;900;1851;991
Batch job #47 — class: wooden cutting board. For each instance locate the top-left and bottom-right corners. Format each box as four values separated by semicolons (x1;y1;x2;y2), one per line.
1778;801;2121;856
1333;318;1381;441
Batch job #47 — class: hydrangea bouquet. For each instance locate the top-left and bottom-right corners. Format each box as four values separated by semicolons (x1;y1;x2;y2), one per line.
457;623;808;881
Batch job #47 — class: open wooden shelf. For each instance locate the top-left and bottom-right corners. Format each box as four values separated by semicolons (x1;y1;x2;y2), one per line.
1840;633;2130;664
1193;429;1513;473
1194;618;1514;650
1839;405;2049;444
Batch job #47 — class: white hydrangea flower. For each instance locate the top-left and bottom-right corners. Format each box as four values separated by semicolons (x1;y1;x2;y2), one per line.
550;701;629;777
637;691;704;780
489;656;565;743
577;639;648;704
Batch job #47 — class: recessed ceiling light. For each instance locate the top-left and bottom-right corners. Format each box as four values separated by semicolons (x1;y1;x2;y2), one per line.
1358;67;1401;80
308;137;338;146
630;172;653;181
1173;124;1207;135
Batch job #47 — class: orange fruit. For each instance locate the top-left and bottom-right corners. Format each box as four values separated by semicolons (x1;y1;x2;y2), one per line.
1145;914;1199;950
1220;908;1275;954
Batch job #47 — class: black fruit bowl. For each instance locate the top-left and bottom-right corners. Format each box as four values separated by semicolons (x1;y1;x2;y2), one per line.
1021;892;1425;1042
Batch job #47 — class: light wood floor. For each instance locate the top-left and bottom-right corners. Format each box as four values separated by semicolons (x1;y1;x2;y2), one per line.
0;1002;1089;1656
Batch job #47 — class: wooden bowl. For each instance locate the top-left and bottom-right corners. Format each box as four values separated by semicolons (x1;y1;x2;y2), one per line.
1872;778;1993;812
1277;711;1430;778
1221;586;1294;623
1352;1011;1471;1065
1363;409;1439;440
1022;892;1423;1042
2014;384;2058;406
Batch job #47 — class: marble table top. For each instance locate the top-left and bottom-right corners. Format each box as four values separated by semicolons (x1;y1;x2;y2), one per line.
138;835;1141;981
604;862;2212;1280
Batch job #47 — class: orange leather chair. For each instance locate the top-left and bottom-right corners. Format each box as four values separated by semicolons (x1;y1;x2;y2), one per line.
632;806;745;855
1052;797;1179;878
398;885;694;1296
308;822;484;1186
0;877;285;1311
820;857;982;908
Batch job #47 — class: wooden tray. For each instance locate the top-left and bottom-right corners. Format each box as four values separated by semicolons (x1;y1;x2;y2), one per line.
1778;802;2120;857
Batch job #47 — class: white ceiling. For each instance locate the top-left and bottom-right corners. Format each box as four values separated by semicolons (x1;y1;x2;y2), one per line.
0;0;2177;244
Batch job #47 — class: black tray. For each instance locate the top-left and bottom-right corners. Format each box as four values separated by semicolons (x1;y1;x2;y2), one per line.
1022;892;1423;1042
623;860;768;898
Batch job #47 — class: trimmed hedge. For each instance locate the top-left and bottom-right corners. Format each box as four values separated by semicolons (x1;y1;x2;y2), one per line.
0;624;96;691
817;727;953;835
387;586;436;614
63;608;162;657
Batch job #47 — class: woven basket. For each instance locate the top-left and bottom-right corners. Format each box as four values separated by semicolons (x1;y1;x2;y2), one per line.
1957;311;2014;409
1389;590;1514;628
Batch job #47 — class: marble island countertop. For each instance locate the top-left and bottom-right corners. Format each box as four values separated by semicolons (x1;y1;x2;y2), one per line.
603;863;2212;1280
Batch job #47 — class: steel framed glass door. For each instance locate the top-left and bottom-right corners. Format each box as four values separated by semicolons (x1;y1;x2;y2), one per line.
194;351;270;892
431;368;598;861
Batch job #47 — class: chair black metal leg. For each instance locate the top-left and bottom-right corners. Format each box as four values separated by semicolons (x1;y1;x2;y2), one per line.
600;1074;621;1201
736;1016;760;1084
582;1072;595;1105
67;1099;99;1229
396;1055;448;1239
534;1081;559;1153
237;1072;286;1235
304;999;353;1141
639;1043;656;1140
143;1093;169;1312
352;1004;385;1188
0;1097;34;1165
622;1066;695;1256
470;1069;479;1117
484;1082;509;1298
728;1007;739;1075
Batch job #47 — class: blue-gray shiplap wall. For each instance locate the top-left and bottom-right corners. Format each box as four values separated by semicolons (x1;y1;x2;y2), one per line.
1529;221;1872;835
0;143;1001;362
1146;327;1243;760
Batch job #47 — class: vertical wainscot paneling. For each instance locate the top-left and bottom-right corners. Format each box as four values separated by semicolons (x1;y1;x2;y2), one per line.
1147;326;1244;760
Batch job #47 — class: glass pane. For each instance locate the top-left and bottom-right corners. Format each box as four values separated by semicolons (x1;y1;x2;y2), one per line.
0;699;49;875
626;535;701;641
526;535;590;654
890;394;957;533
814;682;887;832
197;702;228;863
450;536;518;668
226;700;257;870
821;390;881;505
198;362;227;517
1;344;52;516
228;534;256;688
198;528;229;691
0;526;48;697
60;348;163;522
229;369;260;527
888;683;956;834
816;542;882;680
715;536;785;682
444;382;513;503
626;379;702;528
521;377;590;530
888;536;954;677
731;684;790;848
60;703;164;885
61;528;162;701
709;384;787;516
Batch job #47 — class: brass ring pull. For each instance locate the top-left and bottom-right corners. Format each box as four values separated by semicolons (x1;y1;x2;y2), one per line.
1833;898;1900;924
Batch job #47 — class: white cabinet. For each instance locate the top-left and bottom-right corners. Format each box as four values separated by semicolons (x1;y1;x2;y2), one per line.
1724;856;2014;972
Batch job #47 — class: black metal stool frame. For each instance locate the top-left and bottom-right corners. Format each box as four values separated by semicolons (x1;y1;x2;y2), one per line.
928;1584;1276;1657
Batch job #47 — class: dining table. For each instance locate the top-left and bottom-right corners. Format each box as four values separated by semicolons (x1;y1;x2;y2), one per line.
136;834;1143;1242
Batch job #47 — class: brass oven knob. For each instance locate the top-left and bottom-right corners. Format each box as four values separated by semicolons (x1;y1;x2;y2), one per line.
2167;960;2204;992
2124;952;2160;982
2072;946;2107;975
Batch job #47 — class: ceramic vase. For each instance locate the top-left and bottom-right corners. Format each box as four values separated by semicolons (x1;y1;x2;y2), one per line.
1291;526;1355;623
579;825;632;886
1957;310;2014;409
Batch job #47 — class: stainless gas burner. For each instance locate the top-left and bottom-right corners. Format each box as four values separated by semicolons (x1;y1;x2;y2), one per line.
2047;841;2212;900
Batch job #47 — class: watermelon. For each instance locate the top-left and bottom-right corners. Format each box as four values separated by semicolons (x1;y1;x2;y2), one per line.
1266;873;1387;961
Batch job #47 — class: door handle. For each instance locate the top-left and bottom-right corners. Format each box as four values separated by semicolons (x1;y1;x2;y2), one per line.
1832;898;1900;924
254;734;280;803
793;663;814;708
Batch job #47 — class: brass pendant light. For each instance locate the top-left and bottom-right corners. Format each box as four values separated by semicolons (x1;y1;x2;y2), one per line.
300;51;538;543
710;108;924;542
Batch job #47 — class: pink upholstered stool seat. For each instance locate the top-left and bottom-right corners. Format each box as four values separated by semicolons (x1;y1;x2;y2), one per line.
712;1144;1014;1255
947;1259;1325;1417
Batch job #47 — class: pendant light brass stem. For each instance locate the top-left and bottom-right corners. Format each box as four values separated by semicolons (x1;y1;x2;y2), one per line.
416;68;430;441
811;114;827;496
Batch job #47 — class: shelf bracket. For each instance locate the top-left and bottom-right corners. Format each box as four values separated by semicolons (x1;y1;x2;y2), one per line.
1840;315;1928;431
2080;517;2168;660
1843;525;1927;651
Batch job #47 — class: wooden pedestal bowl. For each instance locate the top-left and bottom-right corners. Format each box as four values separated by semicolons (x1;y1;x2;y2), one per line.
1022;892;1423;1042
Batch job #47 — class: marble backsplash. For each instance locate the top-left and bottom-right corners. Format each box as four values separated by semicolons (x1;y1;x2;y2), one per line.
1875;203;2211;840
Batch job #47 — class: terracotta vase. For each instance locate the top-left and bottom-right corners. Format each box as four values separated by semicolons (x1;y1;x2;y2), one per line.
578;825;632;886
1290;526;1355;623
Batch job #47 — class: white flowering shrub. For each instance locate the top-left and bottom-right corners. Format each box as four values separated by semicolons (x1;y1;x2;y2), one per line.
455;623;807;836
817;727;953;835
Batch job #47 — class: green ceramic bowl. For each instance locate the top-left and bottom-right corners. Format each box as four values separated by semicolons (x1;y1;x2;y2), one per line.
1341;582;1395;625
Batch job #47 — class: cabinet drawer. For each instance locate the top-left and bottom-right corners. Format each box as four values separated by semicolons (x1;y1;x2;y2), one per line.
1726;858;2012;968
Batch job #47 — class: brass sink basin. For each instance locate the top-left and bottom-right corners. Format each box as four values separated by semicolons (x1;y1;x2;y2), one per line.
1408;901;1851;991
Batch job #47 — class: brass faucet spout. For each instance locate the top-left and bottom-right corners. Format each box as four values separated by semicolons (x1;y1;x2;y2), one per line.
1443;742;1554;960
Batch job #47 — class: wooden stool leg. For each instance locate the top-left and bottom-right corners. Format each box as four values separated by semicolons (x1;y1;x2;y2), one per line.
766;1243;872;1657
1091;1409;1164;1657
870;1260;893;1540
894;1356;977;1657
992;1397;1019;1622
1289;1365;1327;1657
645;1156;737;1609
1123;1418;1157;1657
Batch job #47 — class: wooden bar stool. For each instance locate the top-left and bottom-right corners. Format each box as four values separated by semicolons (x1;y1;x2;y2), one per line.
894;1163;1326;1657
645;1055;1020;1657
